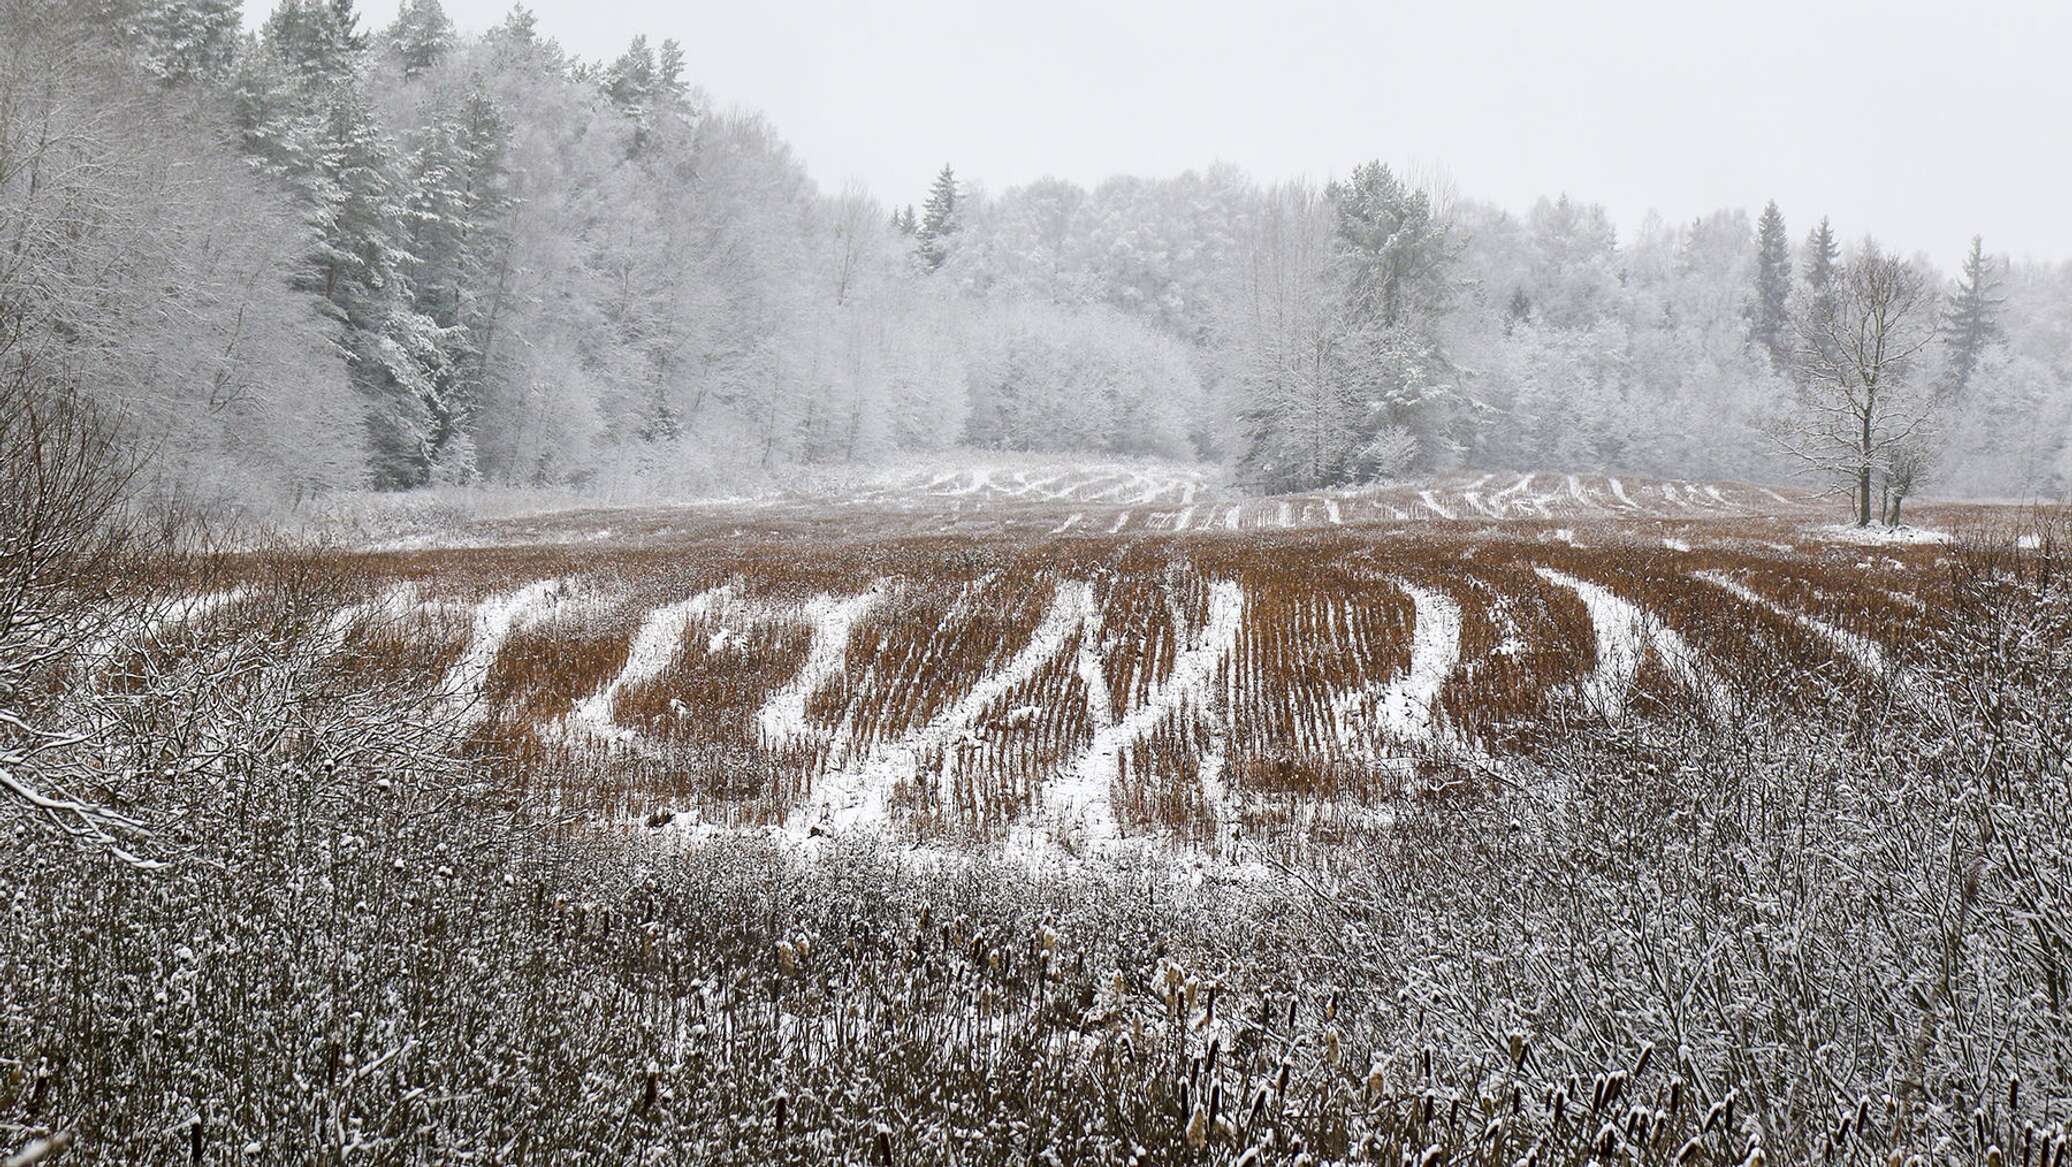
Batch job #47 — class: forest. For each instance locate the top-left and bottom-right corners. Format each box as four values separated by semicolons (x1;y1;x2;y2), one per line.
4;0;2067;516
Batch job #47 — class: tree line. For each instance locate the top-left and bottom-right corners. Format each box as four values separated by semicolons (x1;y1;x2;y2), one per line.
2;0;2067;513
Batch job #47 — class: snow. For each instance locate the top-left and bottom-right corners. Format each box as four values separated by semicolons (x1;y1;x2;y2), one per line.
1538;567;1724;718
1812;523;1951;546
799;581;1095;832
1049;513;1083;534
1607;477;1647;512
1041;579;1245;852
570;585;734;743
1663;537;1691;552
1693;570;1887;673
758;588;883;747
441;579;564;723
1334;579;1460;749
1418;491;1458;520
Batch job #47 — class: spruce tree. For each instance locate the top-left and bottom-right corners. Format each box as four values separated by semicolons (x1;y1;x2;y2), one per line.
1803;217;1839;296
1944;235;2003;398
1747;200;1792;368
656;38;689;106
917;165;958;270
135;0;245;83
387;86;515;484
1797;215;1842;371
387;0;454;80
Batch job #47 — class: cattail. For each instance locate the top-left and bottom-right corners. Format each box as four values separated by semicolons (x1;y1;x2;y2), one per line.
1677;1136;1704;1163
874;1125;893;1166
189;1115;204;1165
1185;1105;1208;1149
774;1092;788;1132
1507;1029;1527;1069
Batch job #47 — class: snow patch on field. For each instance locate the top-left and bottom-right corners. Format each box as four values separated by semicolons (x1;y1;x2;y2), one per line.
1042;579;1245;851
1418;491;1458;520
802;581;1095;832
442;580;565;723
1537;568;1724;718
1694;570;1887;673
1334;579;1460;749
1812;523;1951;546
571;585;734;742
758;589;883;748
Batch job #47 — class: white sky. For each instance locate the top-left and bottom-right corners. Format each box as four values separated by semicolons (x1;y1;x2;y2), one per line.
343;0;2071;267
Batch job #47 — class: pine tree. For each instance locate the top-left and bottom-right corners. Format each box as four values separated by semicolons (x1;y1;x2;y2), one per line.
917;165;958;270
656;38;689;106
303;80;401;325
603;35;656;111
1747;200;1792;368
1944;235;2003;398
1797;215;1843;374
261;0;366;92
133;0;245;83
386;86;515;484
387;0;454;80
1803;217;1840;296
1328;161;1459;328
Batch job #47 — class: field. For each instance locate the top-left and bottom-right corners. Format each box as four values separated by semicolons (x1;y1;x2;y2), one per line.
185;466;1996;852
8;461;2071;1164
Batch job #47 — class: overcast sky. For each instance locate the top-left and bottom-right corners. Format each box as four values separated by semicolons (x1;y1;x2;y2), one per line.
346;0;2069;267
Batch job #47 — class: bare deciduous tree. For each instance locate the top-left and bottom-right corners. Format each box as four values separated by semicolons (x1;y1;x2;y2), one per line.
1774;241;1940;525
0;372;163;865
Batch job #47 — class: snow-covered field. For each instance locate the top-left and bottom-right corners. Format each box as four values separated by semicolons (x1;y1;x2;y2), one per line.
121;463;2048;853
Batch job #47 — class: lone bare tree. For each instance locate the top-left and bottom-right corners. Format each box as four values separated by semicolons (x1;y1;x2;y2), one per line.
1775;240;1940;526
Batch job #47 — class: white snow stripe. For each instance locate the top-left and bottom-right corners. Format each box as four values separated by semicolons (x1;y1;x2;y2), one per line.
570;585;734;742
441;579;565;724
1050;579;1244;848
758;588;883;747
1334;579;1460;747
1693;570;1887;673
803;580;1095;832
1537;567;1725;719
